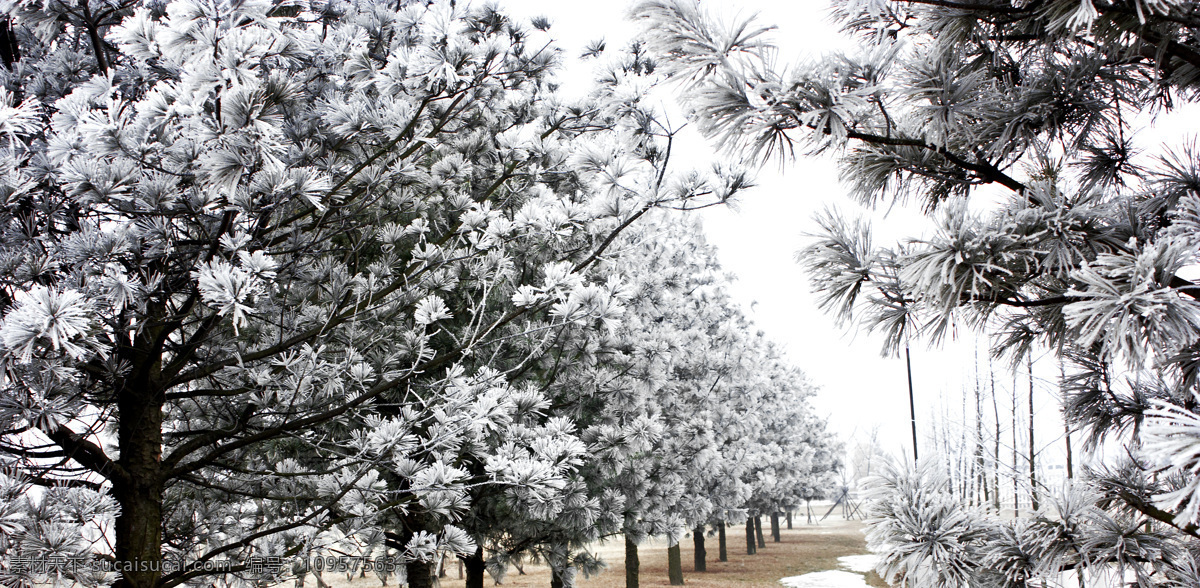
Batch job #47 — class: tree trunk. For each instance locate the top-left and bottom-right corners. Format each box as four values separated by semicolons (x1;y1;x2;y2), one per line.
625;534;639;588
407;560;434;588
0;19;20;68
113;377;165;588
991;357;1001;513
906;344;918;463
744;518;755;555
1061;360;1073;480
754;516;765;549
974;347;986;509
1028;355;1039;511
718;522;727;562
692;526;706;572
1012;370;1020;518
465;546;486;588
667;543;684;585
786;511;792;529
769;513;780;542
550;566;564;588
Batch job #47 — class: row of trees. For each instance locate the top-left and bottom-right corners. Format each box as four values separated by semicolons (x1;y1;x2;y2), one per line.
934;352;1084;514
637;0;1200;584
0;2;838;588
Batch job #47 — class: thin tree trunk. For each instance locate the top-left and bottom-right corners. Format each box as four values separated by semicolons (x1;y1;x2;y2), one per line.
961;388;970;503
744;518;755;555
1012;370;1020;519
1065;421;1074;480
718;521;727;562
754;516;765;548
786;511;792;529
991;357;1001;514
551;567;564;588
667;543;684;585
693;526;706;572
974;345;986;509
626;534;639;588
1028;355;1039;511
465;546;486;588
1061;360;1073;480
906;345;918;463
769;513;780;542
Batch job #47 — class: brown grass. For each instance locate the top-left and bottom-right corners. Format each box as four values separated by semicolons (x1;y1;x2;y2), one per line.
427;519;888;588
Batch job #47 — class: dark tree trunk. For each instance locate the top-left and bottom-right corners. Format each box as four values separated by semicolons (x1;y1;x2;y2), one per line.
1061;360;1074;480
667;543;684;585
744;518;756;555
1028;356;1039;511
906;345;918;463
550;566;564;588
1012;370;1020;518
465;546;486;588
625;534;639;588
113;372;165;588
786;511;792;529
692;526;706;572
407;560;434;588
754;516;765;548
718;522;727;562
769;513;780;542
991;358;1001;513
0;19;19;68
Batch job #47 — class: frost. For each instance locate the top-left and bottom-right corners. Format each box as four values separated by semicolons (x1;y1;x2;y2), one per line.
0;287;94;361
193;259;261;334
414;295;453;325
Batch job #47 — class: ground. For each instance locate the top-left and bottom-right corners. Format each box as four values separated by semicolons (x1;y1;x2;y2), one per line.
436;518;888;588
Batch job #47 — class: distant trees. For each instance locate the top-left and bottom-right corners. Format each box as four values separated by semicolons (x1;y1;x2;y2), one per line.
0;1;839;588
637;0;1200;583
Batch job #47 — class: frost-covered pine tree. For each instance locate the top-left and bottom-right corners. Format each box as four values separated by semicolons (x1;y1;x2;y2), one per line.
0;2;736;588
637;0;1200;584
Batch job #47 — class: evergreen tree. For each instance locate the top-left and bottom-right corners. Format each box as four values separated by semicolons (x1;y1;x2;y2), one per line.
0;3;709;587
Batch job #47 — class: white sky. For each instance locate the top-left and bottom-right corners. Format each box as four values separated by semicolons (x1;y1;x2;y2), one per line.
498;0;1113;469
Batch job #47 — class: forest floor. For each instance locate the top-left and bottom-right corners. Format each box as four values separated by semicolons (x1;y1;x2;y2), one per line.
429;517;889;588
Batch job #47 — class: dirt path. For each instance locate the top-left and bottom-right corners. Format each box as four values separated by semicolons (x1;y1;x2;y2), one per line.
451;519;887;588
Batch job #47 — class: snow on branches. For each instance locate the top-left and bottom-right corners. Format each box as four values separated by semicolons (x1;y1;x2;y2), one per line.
0;1;835;588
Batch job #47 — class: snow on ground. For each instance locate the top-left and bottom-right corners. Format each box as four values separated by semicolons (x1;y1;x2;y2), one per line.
835;555;877;574
779;553;878;588
779;570;872;588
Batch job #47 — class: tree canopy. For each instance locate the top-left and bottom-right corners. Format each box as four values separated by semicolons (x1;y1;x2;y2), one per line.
0;2;839;588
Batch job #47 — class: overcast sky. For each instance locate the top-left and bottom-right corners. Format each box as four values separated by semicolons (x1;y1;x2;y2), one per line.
499;0;1078;467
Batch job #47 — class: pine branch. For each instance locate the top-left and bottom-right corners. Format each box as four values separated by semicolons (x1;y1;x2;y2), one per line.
1113;488;1200;540
44;424;128;485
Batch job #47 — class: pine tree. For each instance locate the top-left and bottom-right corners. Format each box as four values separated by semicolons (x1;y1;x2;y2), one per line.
0;3;732;588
